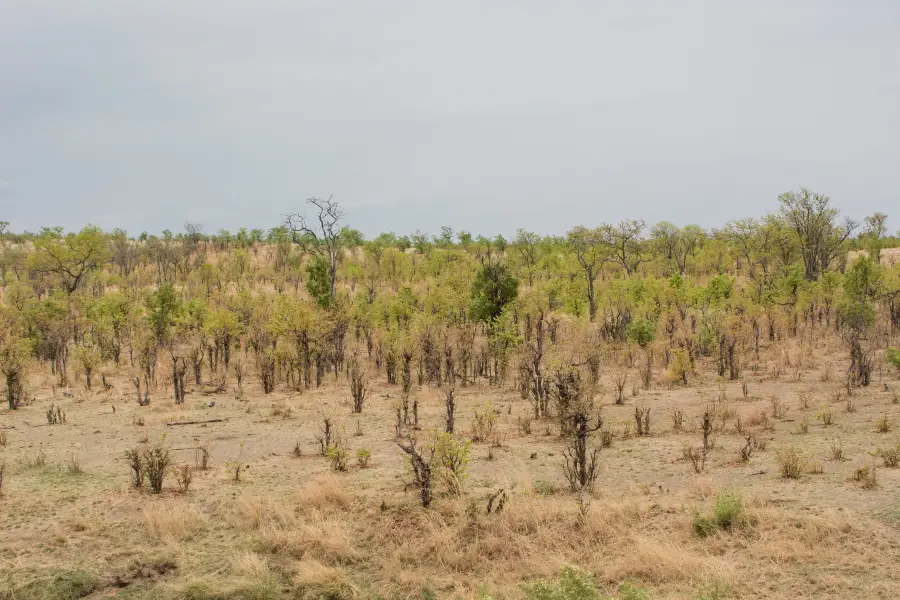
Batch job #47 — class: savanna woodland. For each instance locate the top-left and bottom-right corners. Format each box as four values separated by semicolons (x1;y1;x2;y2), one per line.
2;189;900;600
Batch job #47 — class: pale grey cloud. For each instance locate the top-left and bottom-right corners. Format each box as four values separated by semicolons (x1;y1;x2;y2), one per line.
1;0;898;236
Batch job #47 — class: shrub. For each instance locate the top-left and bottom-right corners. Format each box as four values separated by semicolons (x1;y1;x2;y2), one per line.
777;447;804;479
692;489;747;537
433;431;471;494
143;441;172;494
818;405;835;427
692;514;718;538
854;466;878;489
522;565;602;600
471;403;497;442
125;448;143;488
887;347;900;371
326;442;349;472
176;465;193;493
878;444;900;467
875;414;892;433
533;480;556;496
356;447;371;468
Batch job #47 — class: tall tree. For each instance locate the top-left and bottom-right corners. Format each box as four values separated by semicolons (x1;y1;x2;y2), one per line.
778;188;856;280
32;226;110;294
598;219;651;276
286;196;345;304
567;226;608;321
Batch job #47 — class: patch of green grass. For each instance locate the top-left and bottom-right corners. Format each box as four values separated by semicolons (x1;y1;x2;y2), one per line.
1;569;102;600
712;489;743;530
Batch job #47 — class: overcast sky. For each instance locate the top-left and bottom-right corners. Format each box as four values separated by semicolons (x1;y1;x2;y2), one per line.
1;1;898;238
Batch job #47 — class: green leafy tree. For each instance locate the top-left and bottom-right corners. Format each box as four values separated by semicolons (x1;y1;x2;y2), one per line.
469;263;519;324
31;226;110;294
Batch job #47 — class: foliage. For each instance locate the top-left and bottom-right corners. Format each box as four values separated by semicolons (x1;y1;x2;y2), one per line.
521;566;602;600
469;263;519;324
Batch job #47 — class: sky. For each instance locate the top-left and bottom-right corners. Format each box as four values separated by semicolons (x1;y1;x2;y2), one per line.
1;1;899;238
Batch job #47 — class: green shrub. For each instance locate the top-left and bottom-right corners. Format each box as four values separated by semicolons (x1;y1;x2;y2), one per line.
533;480;557;496
522;566;602;600
618;582;650;600
713;489;743;530
356;447;371;468
692;514;718;538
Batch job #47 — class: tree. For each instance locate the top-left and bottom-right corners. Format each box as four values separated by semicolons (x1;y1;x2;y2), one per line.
567;226;608;321
778;188;857;280
514;229;540;287
32;226;110;294
651;222;703;275
840;256;882;386
469;263;518;324
863;212;889;260
599;219;651;276
0;326;30;410
286;196;345;304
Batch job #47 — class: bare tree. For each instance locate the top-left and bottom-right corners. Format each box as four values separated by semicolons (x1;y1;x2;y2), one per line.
286;196;345;302
397;435;435;507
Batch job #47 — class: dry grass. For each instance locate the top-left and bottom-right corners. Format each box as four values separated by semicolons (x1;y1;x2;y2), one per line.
143;499;206;541
3;343;900;600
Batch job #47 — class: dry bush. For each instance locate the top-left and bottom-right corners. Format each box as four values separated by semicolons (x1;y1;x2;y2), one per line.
471;403;497;443
517;416;532;435
143;441;172;493
797;390;810;410
194;442;210;470
125;448;143;488
175;465;193;493
769;395;786;419
739;434;757;462
877;444;900;467
875;414;892;433
634;406;651;436
830;438;845;461
355;448;371;468
614;374;627;405
797;416;809;434
818;405;835;427
271;400;294;418
326;439;350;472
67;450;83;474
853;466;878;489
777;447;805;479
0;458;5;496
143;500;205;541
396;435;436;507
747;409;772;431
672;409;683;432
46;403;66;424
348;354;368;414
0;430;7;447
683;445;708;473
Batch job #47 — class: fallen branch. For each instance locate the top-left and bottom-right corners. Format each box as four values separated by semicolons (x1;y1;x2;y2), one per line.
166;418;226;426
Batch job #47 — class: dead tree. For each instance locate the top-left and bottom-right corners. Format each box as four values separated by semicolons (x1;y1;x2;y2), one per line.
285;195;344;303
348;355;368;413
171;355;187;405
634;406;650;436
562;405;603;492
133;375;150;406
397;435;435;508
